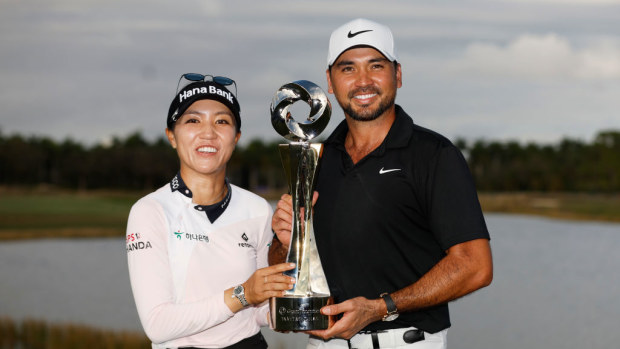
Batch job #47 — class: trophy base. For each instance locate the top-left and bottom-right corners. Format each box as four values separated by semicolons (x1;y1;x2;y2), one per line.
270;295;330;331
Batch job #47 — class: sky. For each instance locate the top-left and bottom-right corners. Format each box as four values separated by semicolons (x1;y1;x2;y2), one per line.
1;0;619;147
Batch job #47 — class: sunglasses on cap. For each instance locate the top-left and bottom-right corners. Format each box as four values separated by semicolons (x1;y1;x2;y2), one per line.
175;73;238;98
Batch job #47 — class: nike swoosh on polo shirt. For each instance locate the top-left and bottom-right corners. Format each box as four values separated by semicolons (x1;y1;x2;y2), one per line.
379;167;401;174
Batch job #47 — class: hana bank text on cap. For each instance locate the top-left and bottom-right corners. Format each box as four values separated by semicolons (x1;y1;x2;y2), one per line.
167;81;241;131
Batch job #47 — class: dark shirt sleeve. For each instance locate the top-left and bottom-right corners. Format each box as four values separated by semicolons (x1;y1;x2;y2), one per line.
428;145;490;250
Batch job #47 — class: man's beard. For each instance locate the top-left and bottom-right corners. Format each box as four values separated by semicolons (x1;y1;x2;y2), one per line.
340;87;396;122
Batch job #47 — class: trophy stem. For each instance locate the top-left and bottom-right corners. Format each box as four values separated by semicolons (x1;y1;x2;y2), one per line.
279;143;328;296
272;143;330;331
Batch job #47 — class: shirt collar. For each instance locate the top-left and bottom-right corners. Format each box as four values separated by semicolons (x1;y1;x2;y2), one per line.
170;173;192;198
170;172;232;223
325;104;414;155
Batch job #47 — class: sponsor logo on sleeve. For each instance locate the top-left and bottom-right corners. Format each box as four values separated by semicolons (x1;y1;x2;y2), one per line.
126;232;152;252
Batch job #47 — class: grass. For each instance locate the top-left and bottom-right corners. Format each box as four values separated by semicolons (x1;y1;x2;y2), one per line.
0;317;150;349
478;192;620;223
1;187;618;240
0;187;144;240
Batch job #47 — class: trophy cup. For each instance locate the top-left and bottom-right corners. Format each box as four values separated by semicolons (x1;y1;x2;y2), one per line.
269;80;332;331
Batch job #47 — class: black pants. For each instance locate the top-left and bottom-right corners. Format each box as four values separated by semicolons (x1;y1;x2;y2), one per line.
179;331;268;349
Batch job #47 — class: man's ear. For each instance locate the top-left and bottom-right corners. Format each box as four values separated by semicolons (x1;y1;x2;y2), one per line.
326;69;334;94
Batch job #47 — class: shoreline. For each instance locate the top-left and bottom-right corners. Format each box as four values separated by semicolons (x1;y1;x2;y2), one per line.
478;192;620;224
1;191;618;241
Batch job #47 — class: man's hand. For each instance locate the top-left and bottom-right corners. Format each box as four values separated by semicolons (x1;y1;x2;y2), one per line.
306;297;385;340
271;193;294;247
269;192;319;265
305;238;493;340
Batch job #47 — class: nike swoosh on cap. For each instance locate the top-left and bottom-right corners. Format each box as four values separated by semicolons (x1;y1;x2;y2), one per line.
347;29;373;38
379;167;401;174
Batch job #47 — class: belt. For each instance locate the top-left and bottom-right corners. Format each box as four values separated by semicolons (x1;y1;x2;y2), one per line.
347;327;425;349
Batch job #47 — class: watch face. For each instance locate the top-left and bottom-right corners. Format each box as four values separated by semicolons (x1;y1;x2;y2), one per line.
233;285;249;306
383;313;399;321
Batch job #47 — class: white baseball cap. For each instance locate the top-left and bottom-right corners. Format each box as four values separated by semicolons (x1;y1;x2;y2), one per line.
327;18;398;67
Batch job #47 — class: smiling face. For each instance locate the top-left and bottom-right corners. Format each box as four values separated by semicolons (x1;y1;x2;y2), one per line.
165;99;240;181
327;46;402;122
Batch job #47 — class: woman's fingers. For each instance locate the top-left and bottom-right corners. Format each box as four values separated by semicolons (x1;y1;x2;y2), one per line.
263;274;296;289
259;263;296;288
268;262;296;273
245;263;296;304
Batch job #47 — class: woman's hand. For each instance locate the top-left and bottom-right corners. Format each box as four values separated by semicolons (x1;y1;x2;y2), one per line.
243;262;296;305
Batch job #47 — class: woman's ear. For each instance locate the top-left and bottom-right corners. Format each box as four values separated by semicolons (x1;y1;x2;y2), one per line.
165;128;177;149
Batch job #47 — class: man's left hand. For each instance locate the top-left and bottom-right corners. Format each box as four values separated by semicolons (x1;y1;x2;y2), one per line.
306;296;384;340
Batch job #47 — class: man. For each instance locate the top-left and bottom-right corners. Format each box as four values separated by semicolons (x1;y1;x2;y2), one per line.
270;18;493;349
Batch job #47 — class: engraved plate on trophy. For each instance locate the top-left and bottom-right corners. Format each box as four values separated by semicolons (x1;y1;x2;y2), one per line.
269;80;332;331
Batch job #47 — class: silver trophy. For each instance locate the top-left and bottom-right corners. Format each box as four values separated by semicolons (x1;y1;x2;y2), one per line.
269;80;332;331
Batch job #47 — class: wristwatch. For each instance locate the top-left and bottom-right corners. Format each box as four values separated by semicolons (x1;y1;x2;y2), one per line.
232;284;249;307
380;292;399;321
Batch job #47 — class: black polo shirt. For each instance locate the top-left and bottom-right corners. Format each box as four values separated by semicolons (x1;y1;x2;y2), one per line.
313;105;489;333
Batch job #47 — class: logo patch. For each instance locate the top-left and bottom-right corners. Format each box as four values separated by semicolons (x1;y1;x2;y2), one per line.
238;232;252;248
379;167;401;174
174;230;209;243
178;85;234;105
126;232;152;253
347;29;372;38
174;230;183;240
185;233;209;242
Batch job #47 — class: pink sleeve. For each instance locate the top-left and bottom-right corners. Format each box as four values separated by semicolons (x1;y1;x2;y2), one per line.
126;198;233;344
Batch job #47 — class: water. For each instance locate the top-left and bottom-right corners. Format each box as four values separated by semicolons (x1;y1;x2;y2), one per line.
1;213;619;348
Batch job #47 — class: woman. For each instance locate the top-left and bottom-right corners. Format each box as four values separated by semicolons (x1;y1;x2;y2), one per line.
127;74;295;349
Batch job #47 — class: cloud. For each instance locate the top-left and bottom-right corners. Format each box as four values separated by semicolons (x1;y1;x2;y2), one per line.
503;0;620;4
450;33;620;80
1;0;619;147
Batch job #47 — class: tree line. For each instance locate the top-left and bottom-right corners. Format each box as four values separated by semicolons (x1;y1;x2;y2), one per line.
1;130;619;193
462;130;620;192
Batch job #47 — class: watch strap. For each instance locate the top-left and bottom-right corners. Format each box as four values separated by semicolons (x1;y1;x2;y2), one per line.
380;292;397;316
237;293;248;307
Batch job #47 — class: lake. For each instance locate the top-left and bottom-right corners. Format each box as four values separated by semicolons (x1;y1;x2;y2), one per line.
1;213;619;348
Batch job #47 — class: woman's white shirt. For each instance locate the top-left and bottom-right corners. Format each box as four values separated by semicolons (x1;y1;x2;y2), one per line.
126;181;273;348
